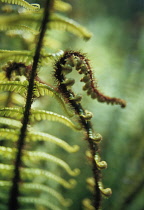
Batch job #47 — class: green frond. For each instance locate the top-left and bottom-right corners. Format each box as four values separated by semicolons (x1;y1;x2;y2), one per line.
19;197;61;210
0;181;72;207
0;13;92;40
0;146;80;176
0;81;69;114
23;168;77;189
34;81;59;98
0;164;76;188
0;128;79;153
25;151;80;176
0;146;15;159
0;118;21;128
0;164;13;178
0;24;38;35
34;81;73;117
30;109;81;130
0;107;23;120
0;97;72;120
21;183;72;207
0;0;40;11
0;128;19;141
49;14;92;40
0;14;40;31
0;49;58;67
0;81;28;96
27;131;79;153
54;0;72;12
0;50;33;65
39;49;64;63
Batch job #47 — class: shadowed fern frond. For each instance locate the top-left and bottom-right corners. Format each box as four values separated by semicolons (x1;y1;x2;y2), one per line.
0;12;92;40
0;0;40;11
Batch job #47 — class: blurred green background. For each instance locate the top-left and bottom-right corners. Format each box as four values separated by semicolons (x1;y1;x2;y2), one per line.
0;0;144;209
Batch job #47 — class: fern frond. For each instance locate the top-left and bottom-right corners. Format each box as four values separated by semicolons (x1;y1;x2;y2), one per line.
22;183;72;207
26;151;80;176
0;164;76;188
0;181;72;207
0;146;15;159
23;168;77;189
34;81;60;98
0;129;19;142
0;81;28;96
0;14;39;31
0;24;37;35
0;13;92;40
0;164;13;178
0;81;65;106
0;128;79;152
49;14;92;40
54;0;72;12
0;50;33;65
0;0;40;11
0;146;80;176
30;109;81;130
27;131;79;153
0;81;62;101
0;118;21;128
0;107;23;120
0;107;80;130
34;81;74;116
0;146;79;176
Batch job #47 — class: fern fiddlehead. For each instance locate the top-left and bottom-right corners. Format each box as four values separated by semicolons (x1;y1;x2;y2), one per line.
54;51;126;209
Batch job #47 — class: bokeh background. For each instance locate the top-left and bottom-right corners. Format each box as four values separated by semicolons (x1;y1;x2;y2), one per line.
0;0;144;209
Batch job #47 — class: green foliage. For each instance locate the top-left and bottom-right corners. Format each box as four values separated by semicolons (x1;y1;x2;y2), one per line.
0;0;40;10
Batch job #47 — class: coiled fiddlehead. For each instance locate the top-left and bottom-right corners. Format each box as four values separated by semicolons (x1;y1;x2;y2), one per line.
54;51;126;108
54;50;126;209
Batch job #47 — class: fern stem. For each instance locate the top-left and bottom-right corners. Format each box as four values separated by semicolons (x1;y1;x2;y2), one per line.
8;1;53;209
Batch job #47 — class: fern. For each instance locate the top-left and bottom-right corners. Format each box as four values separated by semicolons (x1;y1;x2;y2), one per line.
54;0;72;12
0;107;80;130
0;13;92;41
0;0;126;210
0;0;40;11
